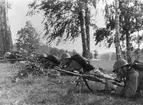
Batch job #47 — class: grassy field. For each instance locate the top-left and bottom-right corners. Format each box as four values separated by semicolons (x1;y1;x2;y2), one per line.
0;63;143;105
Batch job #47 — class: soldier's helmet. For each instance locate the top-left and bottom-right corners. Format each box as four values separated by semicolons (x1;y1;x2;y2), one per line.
61;53;71;59
39;53;47;58
4;52;11;59
113;59;128;72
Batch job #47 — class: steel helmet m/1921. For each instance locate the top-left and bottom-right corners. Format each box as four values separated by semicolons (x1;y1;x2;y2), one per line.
4;52;11;59
113;59;128;72
38;53;47;58
61;53;71;59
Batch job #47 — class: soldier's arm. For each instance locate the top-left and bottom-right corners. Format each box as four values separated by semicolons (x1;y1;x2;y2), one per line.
123;71;139;98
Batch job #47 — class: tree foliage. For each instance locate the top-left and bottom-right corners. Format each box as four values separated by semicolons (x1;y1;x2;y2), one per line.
94;0;143;62
95;0;143;46
28;0;99;58
28;0;82;43
16;21;40;54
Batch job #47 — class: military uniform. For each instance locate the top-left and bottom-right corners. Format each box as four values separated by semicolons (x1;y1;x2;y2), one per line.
113;59;143;98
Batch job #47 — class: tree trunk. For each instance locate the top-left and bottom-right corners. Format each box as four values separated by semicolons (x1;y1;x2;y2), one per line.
79;11;88;58
0;2;6;56
78;0;88;58
0;0;12;57
85;2;90;57
126;31;132;63
3;1;12;52
115;0;121;60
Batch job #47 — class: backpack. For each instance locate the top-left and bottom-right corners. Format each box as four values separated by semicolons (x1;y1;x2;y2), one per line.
71;54;95;72
46;55;60;66
131;60;143;71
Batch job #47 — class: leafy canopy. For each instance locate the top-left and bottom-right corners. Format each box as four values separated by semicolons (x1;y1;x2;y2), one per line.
28;0;100;44
94;0;143;49
28;0;82;43
16;21;40;53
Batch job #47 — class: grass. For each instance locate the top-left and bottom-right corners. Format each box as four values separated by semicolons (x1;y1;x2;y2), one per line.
0;63;143;105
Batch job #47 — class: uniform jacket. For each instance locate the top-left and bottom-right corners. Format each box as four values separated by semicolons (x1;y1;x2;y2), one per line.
121;68;143;98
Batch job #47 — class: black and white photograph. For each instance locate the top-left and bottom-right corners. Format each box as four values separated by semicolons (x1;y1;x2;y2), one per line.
0;0;143;104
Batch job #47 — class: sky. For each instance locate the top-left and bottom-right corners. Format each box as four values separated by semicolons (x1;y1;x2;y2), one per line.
7;0;115;54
